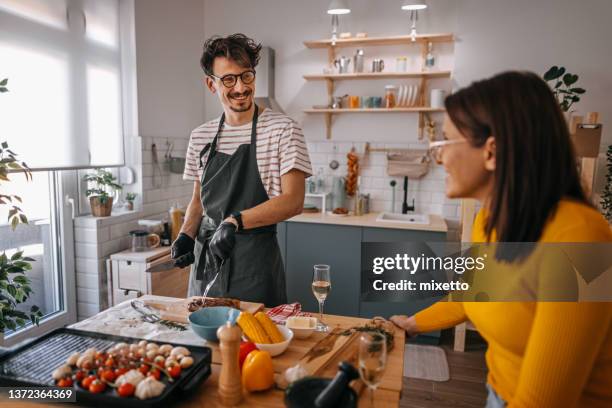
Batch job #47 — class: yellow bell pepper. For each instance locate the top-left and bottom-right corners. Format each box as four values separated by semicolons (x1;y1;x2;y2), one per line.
241;350;274;392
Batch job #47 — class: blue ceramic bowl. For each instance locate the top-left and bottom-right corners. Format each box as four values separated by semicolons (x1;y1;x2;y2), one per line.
188;306;240;342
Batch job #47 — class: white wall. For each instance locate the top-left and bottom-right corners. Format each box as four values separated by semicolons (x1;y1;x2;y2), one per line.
201;0;612;217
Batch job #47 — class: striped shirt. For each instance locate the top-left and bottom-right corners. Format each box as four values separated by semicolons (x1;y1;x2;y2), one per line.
183;109;312;197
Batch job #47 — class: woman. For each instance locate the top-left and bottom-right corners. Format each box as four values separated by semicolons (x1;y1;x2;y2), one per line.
390;71;612;408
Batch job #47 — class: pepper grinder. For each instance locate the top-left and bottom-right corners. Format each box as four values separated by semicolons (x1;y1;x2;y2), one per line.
217;321;243;406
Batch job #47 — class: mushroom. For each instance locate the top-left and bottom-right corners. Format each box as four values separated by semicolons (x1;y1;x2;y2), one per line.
146;350;157;360
159;344;173;356
164;358;178;368
66;352;80;366
145;343;159;352
129;344;139;353
76;354;94;368
179;356;194;369
170;346;190;358
138;340;148;348
52;365;72;381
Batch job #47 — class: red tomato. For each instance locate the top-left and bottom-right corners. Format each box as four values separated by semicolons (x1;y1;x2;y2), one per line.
147;368;161;381
82;360;93;370
95;351;106;360
57;377;73;387
114;367;129;377
104;357;115;368
101;369;116;383
117;382;135;398
73;370;86;383
89;379;106;394
81;375;97;389
138;364;149;375
239;342;257;369
167;364;181;379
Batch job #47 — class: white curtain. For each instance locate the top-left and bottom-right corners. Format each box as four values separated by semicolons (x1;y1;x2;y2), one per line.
0;0;125;170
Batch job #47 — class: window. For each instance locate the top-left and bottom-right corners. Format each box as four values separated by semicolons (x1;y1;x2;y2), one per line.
0;0;126;170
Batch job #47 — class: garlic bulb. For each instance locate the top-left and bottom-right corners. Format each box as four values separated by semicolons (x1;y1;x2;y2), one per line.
116;369;145;387
284;364;308;384
135;377;166;400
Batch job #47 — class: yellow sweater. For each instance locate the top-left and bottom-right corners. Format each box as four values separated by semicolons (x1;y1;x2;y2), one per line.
414;199;612;408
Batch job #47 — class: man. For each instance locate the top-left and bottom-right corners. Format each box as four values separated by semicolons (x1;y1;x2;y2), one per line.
172;34;311;306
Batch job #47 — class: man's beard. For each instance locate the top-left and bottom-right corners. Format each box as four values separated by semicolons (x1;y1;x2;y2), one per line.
228;90;253;112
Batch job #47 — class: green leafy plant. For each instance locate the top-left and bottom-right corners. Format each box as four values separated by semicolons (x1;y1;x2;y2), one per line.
601;145;612;223
0;141;31;230
0;77;43;332
83;169;122;204
125;192;136;202
543;66;586;112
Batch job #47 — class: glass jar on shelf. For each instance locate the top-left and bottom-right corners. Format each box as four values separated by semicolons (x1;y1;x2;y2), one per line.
384;85;398;108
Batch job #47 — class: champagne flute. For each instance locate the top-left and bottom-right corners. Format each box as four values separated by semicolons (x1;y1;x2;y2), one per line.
358;332;387;407
312;264;331;332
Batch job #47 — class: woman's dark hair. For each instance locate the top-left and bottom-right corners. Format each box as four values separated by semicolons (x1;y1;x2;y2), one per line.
200;34;262;76
445;71;588;244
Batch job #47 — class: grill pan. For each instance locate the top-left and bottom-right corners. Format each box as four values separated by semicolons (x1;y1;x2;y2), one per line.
0;328;211;407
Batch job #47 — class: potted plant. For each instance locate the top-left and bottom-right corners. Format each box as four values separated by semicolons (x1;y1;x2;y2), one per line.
543;66;586;113
83;169;122;217
1;77;43;333
125;192;137;211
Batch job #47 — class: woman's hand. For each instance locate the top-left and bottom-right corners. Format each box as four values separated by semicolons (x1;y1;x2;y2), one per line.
390;315;419;337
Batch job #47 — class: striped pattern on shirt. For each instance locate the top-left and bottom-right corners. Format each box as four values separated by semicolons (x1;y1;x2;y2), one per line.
182;109;312;197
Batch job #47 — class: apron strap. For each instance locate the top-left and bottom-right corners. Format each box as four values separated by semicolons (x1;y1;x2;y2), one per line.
198;114;226;168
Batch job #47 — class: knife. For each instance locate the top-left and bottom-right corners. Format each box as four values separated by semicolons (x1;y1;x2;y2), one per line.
147;252;194;273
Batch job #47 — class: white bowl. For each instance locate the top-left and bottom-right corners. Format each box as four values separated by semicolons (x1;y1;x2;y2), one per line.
255;324;293;357
286;316;317;339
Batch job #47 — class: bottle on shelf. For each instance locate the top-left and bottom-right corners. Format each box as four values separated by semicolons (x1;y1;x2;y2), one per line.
425;42;435;69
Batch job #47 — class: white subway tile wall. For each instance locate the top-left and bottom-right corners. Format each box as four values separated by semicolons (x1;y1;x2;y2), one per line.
74;136;194;320
306;141;462;218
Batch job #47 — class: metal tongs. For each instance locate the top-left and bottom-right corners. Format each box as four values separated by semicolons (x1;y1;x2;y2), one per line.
131;300;162;323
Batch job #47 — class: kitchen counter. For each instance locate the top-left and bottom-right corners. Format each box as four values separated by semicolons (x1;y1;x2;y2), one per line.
288;211;448;233
46;295;403;407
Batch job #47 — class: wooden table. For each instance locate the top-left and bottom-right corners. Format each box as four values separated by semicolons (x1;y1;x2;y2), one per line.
0;295;405;407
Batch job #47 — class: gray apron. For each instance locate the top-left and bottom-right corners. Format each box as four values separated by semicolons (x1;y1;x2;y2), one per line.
188;106;287;307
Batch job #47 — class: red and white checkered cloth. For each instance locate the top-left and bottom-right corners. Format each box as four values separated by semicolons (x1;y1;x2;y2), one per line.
266;303;310;324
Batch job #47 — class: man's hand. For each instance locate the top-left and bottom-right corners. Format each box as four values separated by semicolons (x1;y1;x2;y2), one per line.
209;221;237;265
171;232;195;268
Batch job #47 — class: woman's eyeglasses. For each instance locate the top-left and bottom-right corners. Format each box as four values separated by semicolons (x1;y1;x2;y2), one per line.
209;70;256;88
428;139;468;163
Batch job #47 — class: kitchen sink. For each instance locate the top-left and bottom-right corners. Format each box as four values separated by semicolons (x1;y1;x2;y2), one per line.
376;212;430;225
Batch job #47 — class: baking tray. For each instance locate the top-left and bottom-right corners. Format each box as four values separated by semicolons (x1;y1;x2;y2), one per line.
0;328;211;407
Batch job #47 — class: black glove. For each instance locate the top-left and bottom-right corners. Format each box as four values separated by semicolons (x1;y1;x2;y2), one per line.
171;232;195;268
209;221;237;265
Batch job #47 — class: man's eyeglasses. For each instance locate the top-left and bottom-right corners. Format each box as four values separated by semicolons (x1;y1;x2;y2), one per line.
428;139;468;163
209;70;256;88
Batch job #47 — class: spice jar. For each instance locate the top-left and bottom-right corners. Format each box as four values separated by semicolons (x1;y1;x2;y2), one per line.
384;85;398;108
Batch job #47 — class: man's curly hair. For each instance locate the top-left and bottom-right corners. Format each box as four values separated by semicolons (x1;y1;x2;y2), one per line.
200;34;262;76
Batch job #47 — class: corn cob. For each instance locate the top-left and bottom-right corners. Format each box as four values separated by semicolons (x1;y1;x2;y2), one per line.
255;312;285;343
237;312;271;344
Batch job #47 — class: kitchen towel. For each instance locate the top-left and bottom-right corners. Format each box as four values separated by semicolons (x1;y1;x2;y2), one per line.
386;149;430;178
266;303;310;324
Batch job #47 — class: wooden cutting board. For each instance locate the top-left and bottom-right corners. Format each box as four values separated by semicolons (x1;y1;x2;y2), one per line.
142;297;264;324
296;327;359;376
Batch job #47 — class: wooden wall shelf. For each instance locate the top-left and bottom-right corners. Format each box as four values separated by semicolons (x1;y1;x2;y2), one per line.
303;71;452;81
304;33;454;49
304;107;444;113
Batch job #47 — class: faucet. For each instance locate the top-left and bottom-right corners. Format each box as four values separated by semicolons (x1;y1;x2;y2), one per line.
401;176;416;214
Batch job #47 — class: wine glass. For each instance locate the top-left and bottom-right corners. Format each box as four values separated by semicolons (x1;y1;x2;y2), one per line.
358;332;387;407
312;264;331;332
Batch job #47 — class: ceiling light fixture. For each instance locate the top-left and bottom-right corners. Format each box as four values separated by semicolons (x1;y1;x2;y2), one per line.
401;1;427;42
327;0;351;45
